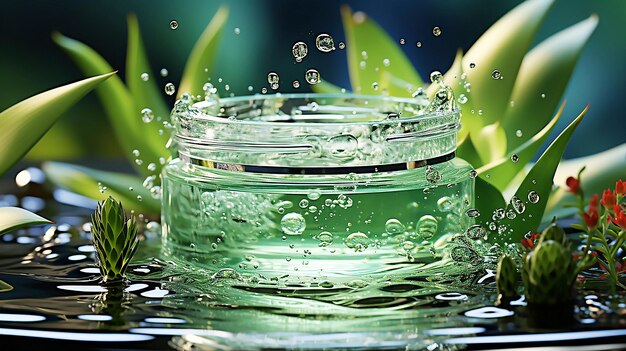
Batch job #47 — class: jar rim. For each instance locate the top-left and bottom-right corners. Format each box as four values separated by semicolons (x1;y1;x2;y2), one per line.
179;93;457;128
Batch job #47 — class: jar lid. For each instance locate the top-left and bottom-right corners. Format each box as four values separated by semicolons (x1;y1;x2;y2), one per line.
171;93;459;174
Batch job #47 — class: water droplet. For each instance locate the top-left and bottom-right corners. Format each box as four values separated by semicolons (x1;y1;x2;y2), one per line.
425;166;442;183
345;232;370;252
402;241;415;250
516;129;523;138
491;70;502;79
451;246;479;263
281;213;306;235
437;197;454;212
267;72;279;90
315;33;335;52
307;190;321;201
372;82;379;91
160;68;168;77
169;20;178;30
247;85;253;92
383;58;390;67
164;83;176;95
338;42;346;50
511;195;526;214
261;87;268;94
317;231;333;247
466;209;480;218
234;27;240;35
506;209;517;219
416;41;422;48
137;195;143;202
458;94;468;104
385;219;405;234
299;199;309;208
328;134;358;159
141;108;154;123
492;208;505;220
469;170;478;178
320;280;334;288
511;154;519;163
466;224;486;240
211;268;241;280
128;186;134;191
140;72;149;81
469;63;476;69
147;163;157;172
305;69;321;85
417;215;438;239
432;26;442;36
527;190;540;204
399;38;406;45
541;93;546;99
132;149;140;157
292;80;300;89
429;71;443;84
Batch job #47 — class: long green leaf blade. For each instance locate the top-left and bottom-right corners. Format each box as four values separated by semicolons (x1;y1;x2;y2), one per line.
126;13;170;124
477;102;565;191
42;162;160;214
341;5;422;96
0;72;114;176
502;15;598;151
178;6;229;98
494;105;588;244
53;32;168;177
462;0;554;126
0;207;51;236
475;176;506;234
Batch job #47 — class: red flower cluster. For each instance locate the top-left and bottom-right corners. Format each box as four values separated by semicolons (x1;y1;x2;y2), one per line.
588;179;626;230
610;204;626;229
521;232;540;250
566;176;581;194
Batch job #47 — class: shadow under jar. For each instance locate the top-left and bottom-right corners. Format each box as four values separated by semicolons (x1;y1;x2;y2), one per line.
162;93;474;284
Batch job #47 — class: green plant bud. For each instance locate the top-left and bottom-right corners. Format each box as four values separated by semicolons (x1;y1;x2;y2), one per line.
91;196;139;283
538;221;568;247
496;254;518;300
522;240;577;305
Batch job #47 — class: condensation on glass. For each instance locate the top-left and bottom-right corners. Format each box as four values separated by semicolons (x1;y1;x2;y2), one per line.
162;94;474;282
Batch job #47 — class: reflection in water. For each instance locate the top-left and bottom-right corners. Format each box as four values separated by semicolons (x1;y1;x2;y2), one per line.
0;210;624;349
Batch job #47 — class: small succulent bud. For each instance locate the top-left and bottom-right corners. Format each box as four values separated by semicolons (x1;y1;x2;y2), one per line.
538;219;568;247
496;254;518;304
91;196;138;283
522;240;578;305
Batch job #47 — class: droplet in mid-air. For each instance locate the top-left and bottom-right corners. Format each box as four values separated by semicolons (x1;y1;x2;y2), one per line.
515;129;523;138
399;38;406;45
429;71;443;85
292;80;300;89
338;42;345;49
466;225;486;240
267;72;279;90
511;195;526;214
316;33;335;52
511;154;519;163
292;41;308;62
164;83;176;95
169;20;179;30
416;41;422;48
432;26;442;36
140;72;149;81
491;70;502;79
458;94;468;104
160;68;168;77
469;63;476;69
234;27;241;35
383;58;390;67
528;190;540;204
466;209;480;218
305;69;321;85
281;213;306;235
141;108;154;123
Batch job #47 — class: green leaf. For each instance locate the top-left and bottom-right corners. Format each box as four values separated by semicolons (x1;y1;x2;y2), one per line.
475;176;506;234
126;14;170;123
340;5;422;96
0;72;114;176
503;15;598;151
477;102;565;191
42;162;160;214
52;32;167;177
0;280;12;293
312;80;345;94
456;135;483;169
462;0;554;126
0;207;51;236
544;143;626;221
178;6;229;98
473;122;507;165
494;105;588;244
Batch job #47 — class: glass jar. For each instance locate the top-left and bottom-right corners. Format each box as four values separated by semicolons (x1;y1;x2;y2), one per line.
162;93;474;283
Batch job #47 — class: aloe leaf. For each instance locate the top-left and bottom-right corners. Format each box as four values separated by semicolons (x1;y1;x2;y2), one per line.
178;6;229;98
456;135;483;169
312;80;345;94
473;122;507;165
462;0;554;126
53;32;168;177
0;72;114;176
0;280;12;293
544;143;626;221
126;14;170;123
477;102;565;191
493;105;588;244
42;162;160;214
0;207;51;237
340;5;422;96
503;15;598;151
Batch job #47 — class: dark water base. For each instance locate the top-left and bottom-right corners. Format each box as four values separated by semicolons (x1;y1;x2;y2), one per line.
1;202;626;350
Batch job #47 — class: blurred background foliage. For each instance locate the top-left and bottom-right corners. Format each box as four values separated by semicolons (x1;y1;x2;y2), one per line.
0;0;624;170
